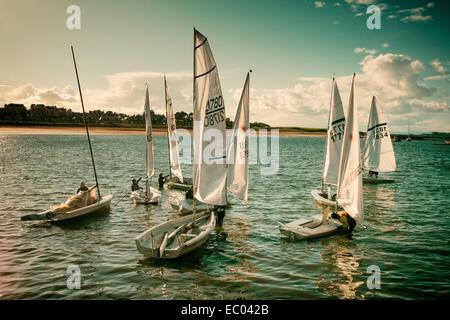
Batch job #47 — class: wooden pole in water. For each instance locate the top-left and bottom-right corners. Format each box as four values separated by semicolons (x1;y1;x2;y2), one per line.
71;45;101;199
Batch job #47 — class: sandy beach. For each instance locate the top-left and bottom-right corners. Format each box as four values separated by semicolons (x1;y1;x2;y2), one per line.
0;125;326;137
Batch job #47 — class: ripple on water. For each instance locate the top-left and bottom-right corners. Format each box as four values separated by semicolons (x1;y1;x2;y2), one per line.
0;135;449;299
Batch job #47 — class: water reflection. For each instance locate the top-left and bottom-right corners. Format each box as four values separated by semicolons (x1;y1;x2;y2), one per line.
317;237;365;299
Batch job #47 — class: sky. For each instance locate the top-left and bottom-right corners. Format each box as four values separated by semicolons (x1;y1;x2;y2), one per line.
0;0;449;133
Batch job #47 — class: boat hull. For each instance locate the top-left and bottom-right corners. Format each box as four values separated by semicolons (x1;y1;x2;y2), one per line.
170;199;207;214
131;188;161;205
279;213;342;240
167;177;193;191
363;177;395;184
22;194;114;222
311;189;336;206
135;211;215;259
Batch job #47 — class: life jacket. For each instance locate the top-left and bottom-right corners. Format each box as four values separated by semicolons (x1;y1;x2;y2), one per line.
338;211;356;232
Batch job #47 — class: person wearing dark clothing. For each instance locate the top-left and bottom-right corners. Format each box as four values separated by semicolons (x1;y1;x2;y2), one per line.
368;170;379;178
185;186;194;200
77;182;89;193
158;173;170;188
131;178;142;191
214;205;226;227
331;211;356;234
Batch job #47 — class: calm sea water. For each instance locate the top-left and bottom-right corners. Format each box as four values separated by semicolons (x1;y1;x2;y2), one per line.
0;133;449;300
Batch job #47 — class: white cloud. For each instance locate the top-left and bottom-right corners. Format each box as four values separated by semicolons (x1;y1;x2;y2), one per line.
1;54;448;133
315;1;326;8
354;47;377;54
427;2;434;8
398;7;433;22
232;53;447;132
332;20;340;24
430;59;447;74
0;72;192;116
423;74;450;81
334;2;341;6
382;43;389;48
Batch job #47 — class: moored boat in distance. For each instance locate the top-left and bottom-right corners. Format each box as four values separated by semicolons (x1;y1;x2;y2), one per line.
362;96;397;184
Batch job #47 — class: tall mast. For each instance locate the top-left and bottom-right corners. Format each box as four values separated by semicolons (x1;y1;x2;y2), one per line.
321;77;334;193
164;75;172;180
70;45;101;199
193;27;197;222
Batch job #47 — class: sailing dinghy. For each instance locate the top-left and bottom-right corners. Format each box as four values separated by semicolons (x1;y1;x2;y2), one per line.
170;72;251;213
164;76;193;191
21;46;113;222
362;96;397;184
227;72;250;206
280;74;365;240
135;29;226;258
311;78;345;207
131;85;161;204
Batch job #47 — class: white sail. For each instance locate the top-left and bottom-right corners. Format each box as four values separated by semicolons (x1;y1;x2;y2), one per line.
322;79;346;186
227;72;250;204
193;29;228;205
337;74;363;225
363;96;397;172
165;76;184;183
144;85;154;198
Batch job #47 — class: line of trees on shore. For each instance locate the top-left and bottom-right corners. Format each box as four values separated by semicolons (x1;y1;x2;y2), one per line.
0;103;271;129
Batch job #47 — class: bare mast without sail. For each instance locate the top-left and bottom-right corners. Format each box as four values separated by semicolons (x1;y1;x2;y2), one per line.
70;45;101;199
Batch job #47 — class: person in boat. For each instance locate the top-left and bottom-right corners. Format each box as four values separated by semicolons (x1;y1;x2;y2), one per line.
185;186;194;200
214;205;226;228
77;182;88;193
331;211;356;234
158;173;170;188
131;178;142;191
368;170;379;178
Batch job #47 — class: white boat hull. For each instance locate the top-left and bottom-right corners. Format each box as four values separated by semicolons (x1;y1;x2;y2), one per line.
363;177;395;184
131;188;161;205
279;213;342;241
311;189;336;206
22;194;114;222
167;177;193;191
170;199;207;215
135;211;215;259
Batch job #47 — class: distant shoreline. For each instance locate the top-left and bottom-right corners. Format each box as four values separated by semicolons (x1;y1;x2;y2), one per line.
0;124;327;137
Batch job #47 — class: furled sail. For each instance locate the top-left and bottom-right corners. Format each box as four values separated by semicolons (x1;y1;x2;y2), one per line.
322;78;346;186
363;96;397;172
337;74;364;225
193;29;228;205
144;85;154;199
227;72;250;205
165;76;184;183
